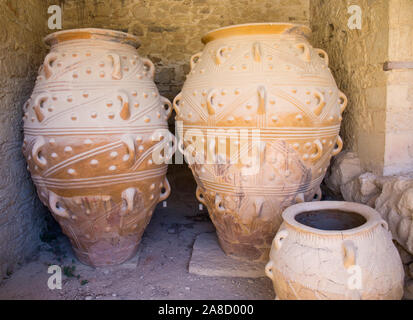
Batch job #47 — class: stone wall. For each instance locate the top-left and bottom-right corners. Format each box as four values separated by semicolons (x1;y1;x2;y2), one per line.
0;0;49;280
53;0;310;101
310;0;389;175
384;0;413;175
311;0;413;176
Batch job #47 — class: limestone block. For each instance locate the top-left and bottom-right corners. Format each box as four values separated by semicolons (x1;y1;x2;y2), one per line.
375;176;413;254
324;151;363;196
341;172;381;206
189;233;266;278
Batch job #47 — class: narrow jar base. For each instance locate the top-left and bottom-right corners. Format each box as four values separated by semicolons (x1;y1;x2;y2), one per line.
216;233;271;262
72;237;141;267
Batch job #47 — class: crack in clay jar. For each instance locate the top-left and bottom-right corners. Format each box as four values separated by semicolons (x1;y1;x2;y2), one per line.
23;28;176;267
174;23;347;262
265;201;405;300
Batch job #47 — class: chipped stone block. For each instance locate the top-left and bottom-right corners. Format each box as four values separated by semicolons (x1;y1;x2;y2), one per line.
324;151;363;196
189;233;266;278
375;175;413;255
341;172;381;206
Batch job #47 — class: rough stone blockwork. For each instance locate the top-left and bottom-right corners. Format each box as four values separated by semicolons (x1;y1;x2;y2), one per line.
56;0;310;103
310;0;389;174
384;0;413;175
0;0;49;280
311;0;413;176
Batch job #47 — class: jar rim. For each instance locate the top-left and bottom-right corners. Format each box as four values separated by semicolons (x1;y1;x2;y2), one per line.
44;28;140;48
201;22;311;44
282;201;384;236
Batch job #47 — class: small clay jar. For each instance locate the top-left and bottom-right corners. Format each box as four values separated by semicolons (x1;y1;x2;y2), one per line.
265;201;404;300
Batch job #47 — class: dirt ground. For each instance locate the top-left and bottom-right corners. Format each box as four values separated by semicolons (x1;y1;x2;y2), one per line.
0;165;274;300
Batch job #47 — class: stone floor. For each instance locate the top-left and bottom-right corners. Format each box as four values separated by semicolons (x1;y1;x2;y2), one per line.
0;165;274;300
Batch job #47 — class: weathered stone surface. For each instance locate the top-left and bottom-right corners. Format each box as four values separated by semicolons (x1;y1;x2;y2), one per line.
341;172;381;206
189;233;266;278
324;151;363;196
311;0;389;174
311;0;413;176
375;176;413;255
0;0;49;281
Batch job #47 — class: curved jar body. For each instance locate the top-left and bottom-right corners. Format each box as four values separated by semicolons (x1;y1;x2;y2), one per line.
265;201;404;300
174;23;347;261
23;29;175;267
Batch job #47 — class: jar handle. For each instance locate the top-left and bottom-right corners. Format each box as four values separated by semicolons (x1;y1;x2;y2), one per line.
313;90;326;116
339;91;348;114
265;261;274;281
32;136;47;169
196;186;206;205
159;177;171;202
121;134;135;162
173;92;182;116
122;187;137;214
296;43;311;62
310;139;323;162
252;42;262;62
215;46;228;65
257;86;267;115
190;52;202;70
274;229;289;251
33;95;49;123
315;48;329;66
161;96;173;120
343;240;356;268
108;53;122;80
43;53;59;79
380;220;389;231
49;191;70;219
207;89;218;115
118;91;130;120
215;193;225;213
142;58;155;79
332;136;343;156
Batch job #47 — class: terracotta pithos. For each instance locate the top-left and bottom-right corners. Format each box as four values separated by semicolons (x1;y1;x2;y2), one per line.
173;23;347;261
22;29;175;267
265;201;405;300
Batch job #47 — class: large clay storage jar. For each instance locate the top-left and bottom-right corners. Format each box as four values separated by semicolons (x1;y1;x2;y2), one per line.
265;201;405;300
173;23;347;261
22;29;175;267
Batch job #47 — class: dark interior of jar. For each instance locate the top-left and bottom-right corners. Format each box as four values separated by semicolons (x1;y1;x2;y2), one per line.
295;209;367;231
